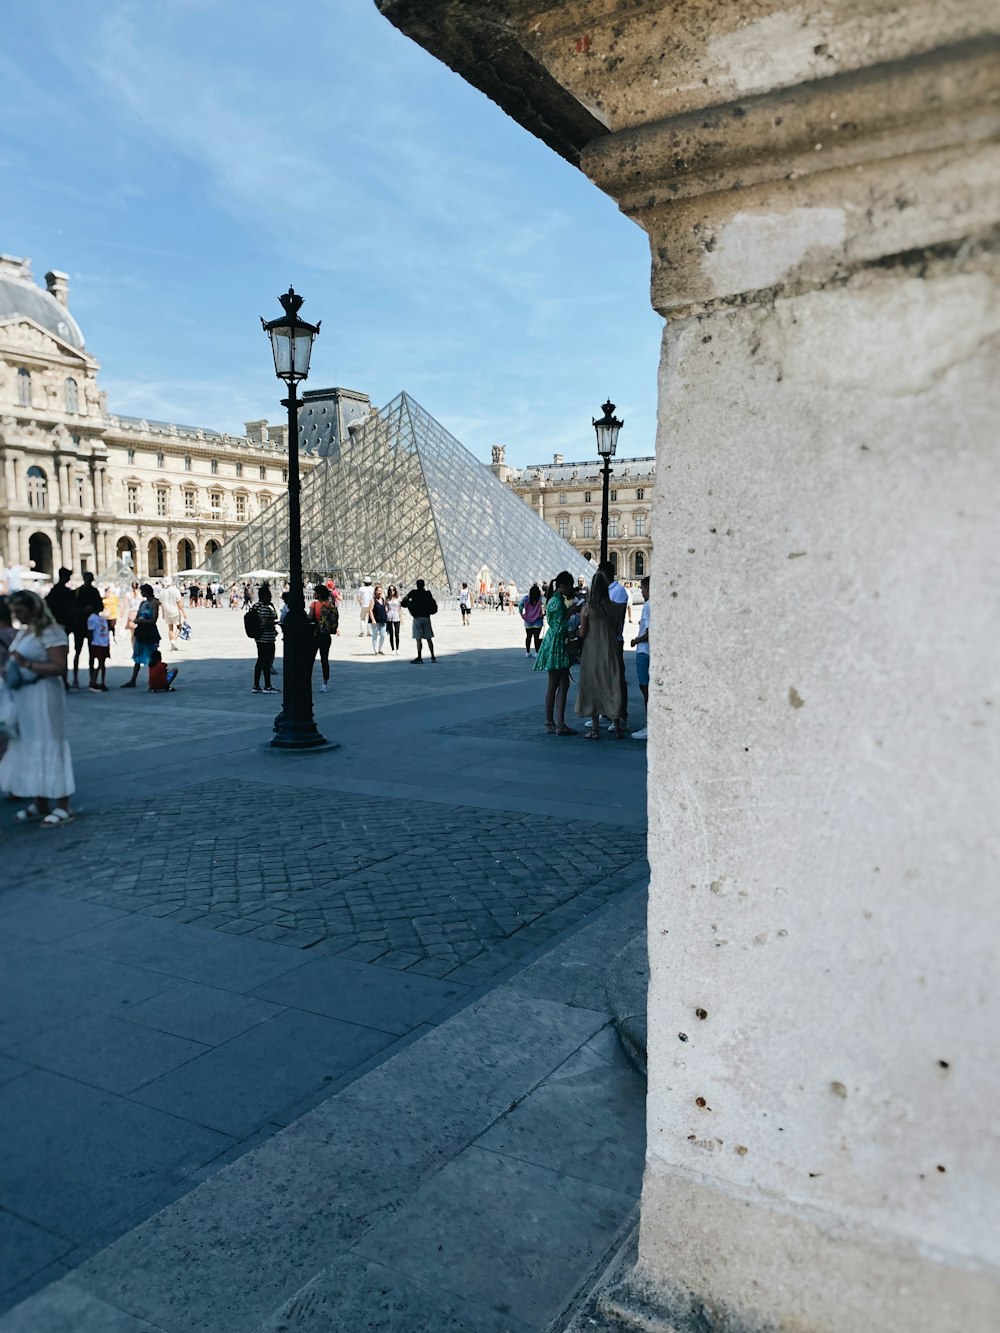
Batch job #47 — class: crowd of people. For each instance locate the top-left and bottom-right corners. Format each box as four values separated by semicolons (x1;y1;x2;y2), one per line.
0;562;650;830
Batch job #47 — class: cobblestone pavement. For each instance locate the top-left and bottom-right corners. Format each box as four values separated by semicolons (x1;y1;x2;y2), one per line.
12;779;647;981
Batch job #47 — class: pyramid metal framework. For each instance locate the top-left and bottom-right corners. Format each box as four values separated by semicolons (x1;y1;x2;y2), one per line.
209;391;595;592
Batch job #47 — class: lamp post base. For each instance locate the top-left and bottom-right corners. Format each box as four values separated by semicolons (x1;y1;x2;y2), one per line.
270;611;331;751
266;737;340;753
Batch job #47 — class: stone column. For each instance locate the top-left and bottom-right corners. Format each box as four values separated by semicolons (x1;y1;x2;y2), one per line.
3;453;17;507
377;4;999;1330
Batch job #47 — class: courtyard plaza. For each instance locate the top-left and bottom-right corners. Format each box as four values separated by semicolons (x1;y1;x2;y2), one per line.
0;601;649;1332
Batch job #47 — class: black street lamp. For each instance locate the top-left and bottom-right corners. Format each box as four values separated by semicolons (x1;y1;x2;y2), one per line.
261;287;329;750
593;398;624;567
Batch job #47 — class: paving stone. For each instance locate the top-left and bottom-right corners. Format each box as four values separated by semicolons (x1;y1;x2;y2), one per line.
354;1146;634;1328
8;1016;208;1096
0;1055;31;1086
251;956;467;1036
254;1254;531;1333
116;982;284;1047
71;1134;401;1333
0;1279;163;1332
0;1071;231;1240
475;1040;646;1195
0;1209;73;1296
0;944;180;1050
55;915;310;994
131;1008;394;1138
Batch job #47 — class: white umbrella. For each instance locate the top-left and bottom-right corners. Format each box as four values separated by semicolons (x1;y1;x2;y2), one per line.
238;569;287;581
176;568;216;580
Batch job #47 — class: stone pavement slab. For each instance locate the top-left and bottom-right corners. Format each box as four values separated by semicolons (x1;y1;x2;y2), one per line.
250;954;466;1033
253;1254;532;1333
121;981;284;1046
354;1147;634;1328
130;1007;396;1138
0;1070;232;1241
7;1015;209;1096
1;890;646;1333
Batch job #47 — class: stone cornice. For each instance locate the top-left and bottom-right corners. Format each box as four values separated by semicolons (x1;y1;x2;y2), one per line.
582;36;1000;210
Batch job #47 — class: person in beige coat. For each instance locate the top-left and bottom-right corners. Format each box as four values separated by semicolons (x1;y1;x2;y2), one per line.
574;570;626;738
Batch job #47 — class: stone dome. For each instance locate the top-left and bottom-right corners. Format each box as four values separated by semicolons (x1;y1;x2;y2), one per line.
0;257;85;350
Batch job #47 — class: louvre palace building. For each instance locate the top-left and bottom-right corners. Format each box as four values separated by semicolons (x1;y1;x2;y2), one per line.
490;445;654;581
0;254;306;582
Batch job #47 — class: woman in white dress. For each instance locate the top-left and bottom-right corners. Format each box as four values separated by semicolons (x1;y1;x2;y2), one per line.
0;590;75;827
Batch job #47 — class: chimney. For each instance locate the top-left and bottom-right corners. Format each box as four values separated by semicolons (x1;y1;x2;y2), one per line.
553;453;564;465
45;270;70;307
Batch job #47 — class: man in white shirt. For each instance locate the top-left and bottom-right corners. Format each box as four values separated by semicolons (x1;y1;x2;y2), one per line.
631;575;650;739
356;578;374;636
600;560;630;730
159;578;183;651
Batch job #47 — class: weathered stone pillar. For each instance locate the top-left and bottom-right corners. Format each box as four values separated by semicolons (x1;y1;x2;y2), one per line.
378;3;999;1329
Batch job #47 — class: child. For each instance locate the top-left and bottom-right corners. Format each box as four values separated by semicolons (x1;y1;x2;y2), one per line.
148;649;178;693
87;606;111;692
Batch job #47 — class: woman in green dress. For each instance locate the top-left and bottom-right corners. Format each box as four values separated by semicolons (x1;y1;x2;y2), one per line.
533;570;577;735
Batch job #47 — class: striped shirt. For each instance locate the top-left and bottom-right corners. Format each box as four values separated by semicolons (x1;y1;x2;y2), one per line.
253;602;278;642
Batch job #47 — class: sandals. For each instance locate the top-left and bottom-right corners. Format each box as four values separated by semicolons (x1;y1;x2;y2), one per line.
40;809;74;829
545;723;557;734
555;724;578;736
14;803;41;823
584;729;600;740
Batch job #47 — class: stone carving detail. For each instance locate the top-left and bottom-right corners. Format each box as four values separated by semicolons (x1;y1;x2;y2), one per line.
0;321;69;356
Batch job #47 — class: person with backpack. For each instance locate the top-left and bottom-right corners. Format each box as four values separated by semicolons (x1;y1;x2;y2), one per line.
246;585;279;693
519;584;546;658
400;579;438;663
308;583;339;692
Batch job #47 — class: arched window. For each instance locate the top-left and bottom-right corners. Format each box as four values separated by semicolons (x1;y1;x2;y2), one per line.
26;465;48;510
17;368;32;406
28;531;53;576
608;552;618;576
634;551;645;578
64;377;79;413
205;539;220;559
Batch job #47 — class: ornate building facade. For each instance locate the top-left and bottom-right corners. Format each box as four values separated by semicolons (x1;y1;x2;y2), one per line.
491;445;654;579
0;254;303;581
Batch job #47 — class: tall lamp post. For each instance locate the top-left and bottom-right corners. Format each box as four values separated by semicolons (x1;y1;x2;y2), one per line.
593;399;624;567
261;287;329;750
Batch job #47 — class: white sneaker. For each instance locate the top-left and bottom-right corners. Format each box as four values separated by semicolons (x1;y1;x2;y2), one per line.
525;651;532;658
607;722;616;733
631;727;648;740
319;683;328;693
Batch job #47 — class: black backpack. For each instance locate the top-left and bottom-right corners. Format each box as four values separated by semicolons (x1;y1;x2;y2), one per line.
243;607;261;639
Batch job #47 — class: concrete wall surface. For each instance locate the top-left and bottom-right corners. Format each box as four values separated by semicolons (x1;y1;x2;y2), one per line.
377;1;1000;1327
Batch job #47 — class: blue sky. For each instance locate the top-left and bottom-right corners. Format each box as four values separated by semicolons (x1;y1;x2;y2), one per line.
1;0;661;467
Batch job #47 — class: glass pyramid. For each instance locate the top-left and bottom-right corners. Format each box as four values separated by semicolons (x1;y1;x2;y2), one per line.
210;391;595;592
